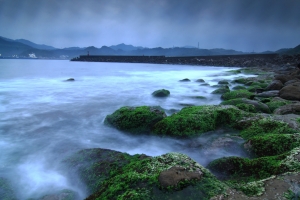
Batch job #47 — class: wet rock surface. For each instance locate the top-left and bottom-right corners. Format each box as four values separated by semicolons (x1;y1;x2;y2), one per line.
158;166;202;188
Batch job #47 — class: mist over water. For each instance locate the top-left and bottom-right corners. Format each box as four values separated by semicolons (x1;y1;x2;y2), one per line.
0;60;252;199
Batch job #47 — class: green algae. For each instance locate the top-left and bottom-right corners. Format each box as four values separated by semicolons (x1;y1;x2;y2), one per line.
86;153;227;200
104;106;166;134
153;105;250;137
240;117;296;139
246;134;300;157
221;89;254;100
152;89;170;97
221;98;270;113
266;98;292;112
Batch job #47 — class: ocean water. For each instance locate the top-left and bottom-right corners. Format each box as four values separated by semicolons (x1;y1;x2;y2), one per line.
0;59;252;199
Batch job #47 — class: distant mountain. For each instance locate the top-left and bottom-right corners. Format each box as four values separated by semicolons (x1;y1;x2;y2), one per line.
15;39;57;50
109;43;143;51
0;37;34;56
2;35;298;59
279;45;300;55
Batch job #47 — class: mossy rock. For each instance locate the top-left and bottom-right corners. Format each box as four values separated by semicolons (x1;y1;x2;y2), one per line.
211;87;230;94
86;153;227;200
218;80;229;84
104;106;166;134
208;147;300;181
266;98;292;113
245;134;300;157
152;89;170;97
221;90;255;100
240;117;296;139
233;78;248;84
64;148;141;194
221;98;270;113
0;178;17;200
207;155;285;181
153;105;251;137
232;85;246;90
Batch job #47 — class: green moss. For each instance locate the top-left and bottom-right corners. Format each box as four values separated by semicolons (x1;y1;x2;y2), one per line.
221;98;270;113
233;78;248;84
86;153;227;200
207;155;285;180
64;148;142;194
211;87;230;94
266;99;292;112
246;134;300;157
232;85;246;90
153;105;251;137
104;106;166;134
221;90;254;100
240;117;296;139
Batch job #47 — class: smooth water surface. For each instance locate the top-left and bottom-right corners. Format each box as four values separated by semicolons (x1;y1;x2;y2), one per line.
0;60;252;199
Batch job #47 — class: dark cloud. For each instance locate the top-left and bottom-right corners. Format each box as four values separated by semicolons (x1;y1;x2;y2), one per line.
0;0;299;51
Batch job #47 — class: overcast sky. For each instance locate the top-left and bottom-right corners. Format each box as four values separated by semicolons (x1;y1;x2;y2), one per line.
1;0;299;52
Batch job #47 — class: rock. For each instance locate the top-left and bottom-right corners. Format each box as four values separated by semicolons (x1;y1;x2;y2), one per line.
152;89;170;97
64;78;75;81
195;79;205;82
255;90;279;98
179;78;191;82
265;97;291;112
273;103;300;115
200;83;210;86
221;90;254;100
284;79;300;86
211;87;230;94
274;75;294;84
218;80;229;84
232;85;246;90
85;152;227;200
158;166;202;188
153;105;250;137
265;80;283;91
221;98;270;113
104;106;166;134
279;83;300;100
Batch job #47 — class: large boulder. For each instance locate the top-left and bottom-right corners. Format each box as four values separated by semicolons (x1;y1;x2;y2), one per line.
274;74;294;84
85;152;227;200
153;105;251;137
279;82;300;100
265;80;283;91
273;103;300;115
152;89;170;97
221;98;270;113
104;106;166;134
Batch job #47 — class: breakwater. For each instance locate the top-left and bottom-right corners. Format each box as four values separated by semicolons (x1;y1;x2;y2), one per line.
69;53;298;67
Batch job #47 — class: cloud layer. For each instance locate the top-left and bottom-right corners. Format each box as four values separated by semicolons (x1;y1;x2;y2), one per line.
1;0;299;51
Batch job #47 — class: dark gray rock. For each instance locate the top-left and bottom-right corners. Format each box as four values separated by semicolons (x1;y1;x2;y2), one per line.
284;79;300;86
256;90;279;98
65;78;75;82
274;103;300;115
279;83;300;100
265;80;283;91
152;89;170;97
195;79;205;82
179;78;191;82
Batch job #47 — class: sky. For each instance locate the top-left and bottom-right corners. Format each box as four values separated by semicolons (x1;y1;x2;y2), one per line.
0;0;299;52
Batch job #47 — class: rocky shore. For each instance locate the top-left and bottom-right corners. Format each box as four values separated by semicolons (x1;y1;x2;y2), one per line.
3;54;300;200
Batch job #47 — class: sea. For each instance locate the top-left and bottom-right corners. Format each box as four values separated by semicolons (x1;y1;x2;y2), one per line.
0;59;253;199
